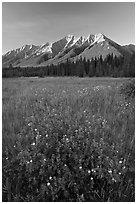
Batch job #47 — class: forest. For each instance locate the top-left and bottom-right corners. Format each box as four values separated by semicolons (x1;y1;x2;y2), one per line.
2;53;135;78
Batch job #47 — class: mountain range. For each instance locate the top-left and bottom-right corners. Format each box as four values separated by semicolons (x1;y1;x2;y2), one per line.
2;33;135;68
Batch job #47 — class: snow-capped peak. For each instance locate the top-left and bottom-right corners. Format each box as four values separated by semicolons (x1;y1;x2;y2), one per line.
29;45;33;49
36;43;52;54
64;35;74;48
66;35;74;42
94;33;105;43
66;34;74;40
79;36;86;44
85;34;95;44
88;34;95;40
20;45;26;51
3;49;14;56
68;36;85;47
19;44;33;52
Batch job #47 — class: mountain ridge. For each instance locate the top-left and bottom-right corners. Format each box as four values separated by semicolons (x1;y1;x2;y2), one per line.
2;33;135;68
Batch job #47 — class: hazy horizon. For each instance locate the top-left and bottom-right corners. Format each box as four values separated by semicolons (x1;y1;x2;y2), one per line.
2;2;135;54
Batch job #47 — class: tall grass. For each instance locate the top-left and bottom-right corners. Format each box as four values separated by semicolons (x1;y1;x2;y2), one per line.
2;77;135;201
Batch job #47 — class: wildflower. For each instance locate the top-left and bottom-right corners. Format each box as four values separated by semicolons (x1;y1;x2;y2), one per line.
34;128;37;132
119;160;122;164
31;142;35;146
102;119;107;127
43;158;46;161
79;166;82;169
108;170;112;174
49;176;52;180
6;157;8;160
90;177;93;180
36;135;40;141
64;164;67;167
91;169;96;173
28;122;32;126
119;172;121;175
46;134;48;137
30;160;32;163
47;182;50;186
88;170;91;174
112;178;116;182
66;138;69;142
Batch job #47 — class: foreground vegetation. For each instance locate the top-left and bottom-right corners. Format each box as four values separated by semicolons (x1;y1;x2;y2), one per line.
2;77;135;201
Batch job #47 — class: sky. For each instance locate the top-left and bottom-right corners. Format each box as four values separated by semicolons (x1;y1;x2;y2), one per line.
2;2;135;54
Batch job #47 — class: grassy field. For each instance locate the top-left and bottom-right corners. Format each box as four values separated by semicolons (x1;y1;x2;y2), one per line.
2;77;135;201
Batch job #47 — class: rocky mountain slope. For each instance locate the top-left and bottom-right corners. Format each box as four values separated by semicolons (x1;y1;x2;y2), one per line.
2;33;135;68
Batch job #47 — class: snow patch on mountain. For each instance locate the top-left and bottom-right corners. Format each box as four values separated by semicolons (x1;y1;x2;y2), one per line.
73;36;86;46
85;34;95;44
64;35;74;48
34;43;52;55
94;33;105;43
20;45;26;51
65;34;74;41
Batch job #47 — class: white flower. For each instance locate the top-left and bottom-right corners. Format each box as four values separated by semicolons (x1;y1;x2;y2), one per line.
28;123;32;126
66;138;69;142
112;178;116;182
31;142;35;146
119;160;122;164
91;169;96;173
49;176;52;180
88;170;91;174
30;160;32;163
79;166;82;169
90;177;93;180
108;170;112;174
47;182;50;186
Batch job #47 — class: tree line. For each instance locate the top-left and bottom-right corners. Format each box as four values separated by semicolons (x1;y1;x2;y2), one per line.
2;53;135;78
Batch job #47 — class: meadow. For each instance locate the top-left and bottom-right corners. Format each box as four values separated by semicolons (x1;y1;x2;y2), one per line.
2;77;135;201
